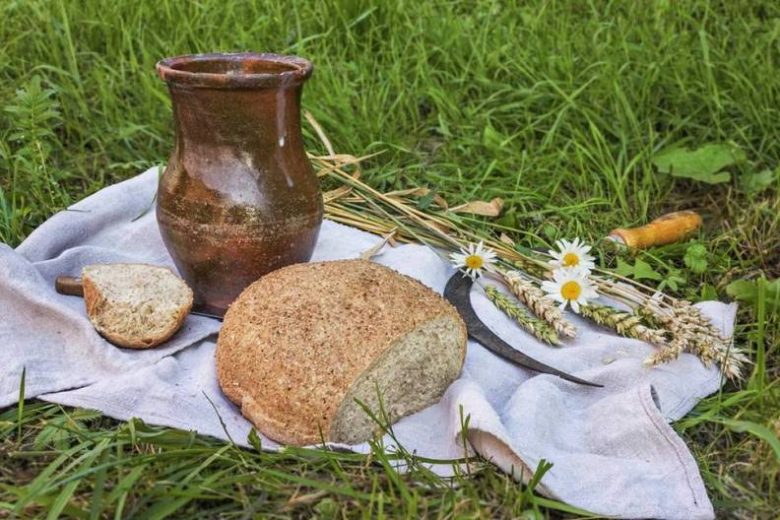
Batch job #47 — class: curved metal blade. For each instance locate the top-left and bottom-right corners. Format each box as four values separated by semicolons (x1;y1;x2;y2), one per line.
191;309;224;321
444;272;603;388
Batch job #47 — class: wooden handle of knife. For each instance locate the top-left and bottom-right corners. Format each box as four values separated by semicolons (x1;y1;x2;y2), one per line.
55;276;84;297
609;210;702;249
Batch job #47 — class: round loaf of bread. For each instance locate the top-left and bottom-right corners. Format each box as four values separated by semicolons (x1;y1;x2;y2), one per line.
216;259;467;446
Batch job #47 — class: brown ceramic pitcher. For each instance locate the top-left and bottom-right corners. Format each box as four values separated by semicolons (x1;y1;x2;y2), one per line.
156;53;323;316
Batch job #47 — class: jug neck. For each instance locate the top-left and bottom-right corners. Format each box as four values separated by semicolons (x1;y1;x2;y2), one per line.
157;53;312;148
167;84;305;149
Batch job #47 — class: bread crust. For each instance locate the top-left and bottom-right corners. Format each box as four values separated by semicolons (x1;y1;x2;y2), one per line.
82;263;193;349
215;259;467;446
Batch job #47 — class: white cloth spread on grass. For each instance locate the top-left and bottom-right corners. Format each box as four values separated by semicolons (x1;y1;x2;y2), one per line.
0;167;731;519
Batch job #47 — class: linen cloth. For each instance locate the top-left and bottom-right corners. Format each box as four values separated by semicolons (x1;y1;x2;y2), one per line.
0;167;733;519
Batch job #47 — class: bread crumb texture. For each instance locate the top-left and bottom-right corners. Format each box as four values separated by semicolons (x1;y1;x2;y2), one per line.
82;263;193;349
216;259;467;446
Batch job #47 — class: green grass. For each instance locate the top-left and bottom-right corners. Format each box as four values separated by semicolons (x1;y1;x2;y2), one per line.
1;0;779;517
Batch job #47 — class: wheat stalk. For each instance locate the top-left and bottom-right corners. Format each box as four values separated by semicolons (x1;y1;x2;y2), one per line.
501;270;576;338
484;286;561;345
579;303;667;345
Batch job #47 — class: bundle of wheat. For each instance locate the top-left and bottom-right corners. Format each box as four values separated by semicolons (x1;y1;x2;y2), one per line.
305;113;747;380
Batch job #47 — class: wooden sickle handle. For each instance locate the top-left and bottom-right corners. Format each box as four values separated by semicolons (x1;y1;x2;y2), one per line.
55;276;84;297
608;210;703;249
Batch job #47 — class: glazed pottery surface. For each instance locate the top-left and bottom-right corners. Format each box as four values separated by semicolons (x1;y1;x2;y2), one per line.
156;53;323;315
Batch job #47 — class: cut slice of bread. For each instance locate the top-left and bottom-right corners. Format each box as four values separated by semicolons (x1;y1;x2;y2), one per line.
82;263;193;349
215;259;467;446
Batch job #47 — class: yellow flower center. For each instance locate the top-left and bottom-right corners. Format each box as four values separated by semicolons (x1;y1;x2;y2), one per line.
562;252;580;267
465;255;484;270
561;280;582;301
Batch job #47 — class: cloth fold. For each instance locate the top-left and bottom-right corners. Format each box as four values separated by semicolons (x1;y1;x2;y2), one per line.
0;167;729;519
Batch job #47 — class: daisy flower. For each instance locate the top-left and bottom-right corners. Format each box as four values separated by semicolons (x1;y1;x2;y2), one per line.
548;237;595;273
541;268;598;313
449;241;497;279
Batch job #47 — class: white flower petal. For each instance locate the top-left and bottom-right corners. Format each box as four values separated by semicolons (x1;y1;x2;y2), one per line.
552;269;567;283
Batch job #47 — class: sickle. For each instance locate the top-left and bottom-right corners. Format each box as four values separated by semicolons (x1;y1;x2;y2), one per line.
444;272;602;388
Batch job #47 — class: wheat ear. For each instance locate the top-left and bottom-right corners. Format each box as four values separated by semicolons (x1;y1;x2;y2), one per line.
580;303;667;345
502;271;576;338
484;286;561;345
645;300;747;380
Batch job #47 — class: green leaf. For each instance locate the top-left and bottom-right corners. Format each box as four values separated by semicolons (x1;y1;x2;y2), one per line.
633;258;663;281
726;278;780;314
615;258;663;281
542;223;557;241
726;280;756;300
496;207;516;228
660;269;686;291
47;480;81;520
739;167;777;194
314;498;339;519
651;143;745;184
247;428;263;451
17;367;25;439
700;283;719;301
416;190;436;210
717;419;780;461
615;257;635;277
684;244;708;274
482;124;506;150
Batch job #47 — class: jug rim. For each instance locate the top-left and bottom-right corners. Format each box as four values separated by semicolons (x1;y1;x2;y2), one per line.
156;52;313;89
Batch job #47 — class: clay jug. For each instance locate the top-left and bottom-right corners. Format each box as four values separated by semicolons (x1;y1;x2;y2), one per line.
156;53;323;316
